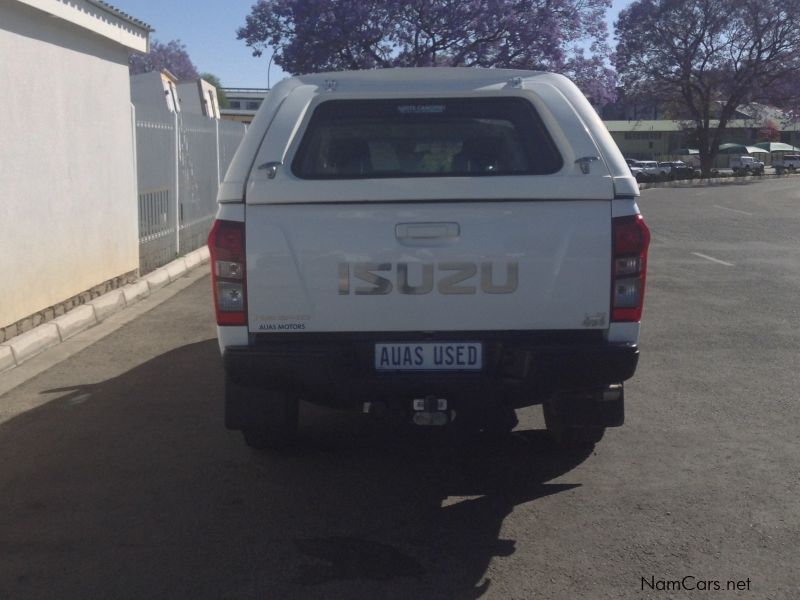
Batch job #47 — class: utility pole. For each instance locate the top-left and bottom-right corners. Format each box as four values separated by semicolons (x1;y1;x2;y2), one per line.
267;51;275;89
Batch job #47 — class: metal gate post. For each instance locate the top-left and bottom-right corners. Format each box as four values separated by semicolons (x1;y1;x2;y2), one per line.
131;103;139;240
174;110;180;255
215;118;221;186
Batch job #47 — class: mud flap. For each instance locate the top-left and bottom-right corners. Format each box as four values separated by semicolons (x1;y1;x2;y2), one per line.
550;385;624;429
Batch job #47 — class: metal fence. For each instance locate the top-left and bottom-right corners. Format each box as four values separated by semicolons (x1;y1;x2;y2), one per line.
134;107;246;274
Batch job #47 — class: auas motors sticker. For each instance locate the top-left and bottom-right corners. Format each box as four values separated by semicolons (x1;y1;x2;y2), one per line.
582;313;607;327
258;322;306;331
256;314;310;331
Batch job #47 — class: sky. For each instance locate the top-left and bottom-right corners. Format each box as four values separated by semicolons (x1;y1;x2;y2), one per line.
116;0;631;89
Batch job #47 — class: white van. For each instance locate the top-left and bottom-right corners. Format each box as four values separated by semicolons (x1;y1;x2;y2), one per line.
208;68;651;450
774;154;800;173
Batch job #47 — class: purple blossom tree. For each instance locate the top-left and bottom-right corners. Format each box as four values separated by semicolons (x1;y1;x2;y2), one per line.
237;0;616;104
129;39;199;81
767;76;800;122
616;0;800;175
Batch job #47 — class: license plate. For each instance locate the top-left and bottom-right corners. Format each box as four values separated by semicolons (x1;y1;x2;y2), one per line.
374;342;483;371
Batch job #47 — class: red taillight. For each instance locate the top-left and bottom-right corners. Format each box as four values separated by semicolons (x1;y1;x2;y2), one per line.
611;214;651;322
208;219;247;326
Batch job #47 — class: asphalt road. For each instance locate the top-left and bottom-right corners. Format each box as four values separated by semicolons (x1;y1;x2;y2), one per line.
1;178;799;599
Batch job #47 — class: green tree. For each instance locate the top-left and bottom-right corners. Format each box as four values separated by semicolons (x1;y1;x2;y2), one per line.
200;73;229;109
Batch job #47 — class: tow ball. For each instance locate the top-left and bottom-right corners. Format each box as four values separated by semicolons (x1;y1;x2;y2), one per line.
361;397;454;426
411;396;452;427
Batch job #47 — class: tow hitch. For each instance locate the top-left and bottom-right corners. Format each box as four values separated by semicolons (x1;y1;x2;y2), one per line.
411;396;452;426
364;397;454;426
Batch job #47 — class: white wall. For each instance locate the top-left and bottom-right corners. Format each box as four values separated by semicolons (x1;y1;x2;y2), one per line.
0;1;140;327
178;80;221;119
177;81;203;116
131;71;177;114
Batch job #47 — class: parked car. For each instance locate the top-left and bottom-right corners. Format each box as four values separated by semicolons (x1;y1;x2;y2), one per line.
659;161;699;180
209;68;650;450
730;155;765;175
626;159;645;181
638;160;670;179
773;154;800;174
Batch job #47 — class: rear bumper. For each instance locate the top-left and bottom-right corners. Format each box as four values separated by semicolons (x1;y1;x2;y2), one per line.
222;331;639;409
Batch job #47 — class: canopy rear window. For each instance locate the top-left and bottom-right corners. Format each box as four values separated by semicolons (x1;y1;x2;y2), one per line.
291;97;562;179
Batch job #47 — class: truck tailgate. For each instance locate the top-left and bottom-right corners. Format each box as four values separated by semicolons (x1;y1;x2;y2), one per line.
245;201;611;333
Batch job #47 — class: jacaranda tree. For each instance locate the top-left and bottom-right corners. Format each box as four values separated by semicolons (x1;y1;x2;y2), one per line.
129;39;199;81
616;0;800;175
237;0;617;104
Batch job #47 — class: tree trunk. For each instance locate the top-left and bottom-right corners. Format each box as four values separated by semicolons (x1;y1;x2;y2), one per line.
696;126;713;178
700;154;714;178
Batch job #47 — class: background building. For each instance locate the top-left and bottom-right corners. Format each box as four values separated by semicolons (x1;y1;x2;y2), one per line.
606;117;800;166
219;88;269;124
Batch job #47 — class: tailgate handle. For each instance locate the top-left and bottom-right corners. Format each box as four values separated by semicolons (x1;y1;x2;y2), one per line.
396;222;460;240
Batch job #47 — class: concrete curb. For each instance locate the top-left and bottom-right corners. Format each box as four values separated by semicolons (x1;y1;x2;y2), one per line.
145;268;171;291
0;347;14;372
4;324;61;367
0;246;210;373
166;259;188;281
90;289;126;321
53;305;97;341
184;252;202;270
123;281;150;306
640;170;800;190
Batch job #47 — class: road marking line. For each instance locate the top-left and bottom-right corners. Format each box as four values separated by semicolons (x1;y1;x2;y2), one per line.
691;252;735;267
713;204;753;216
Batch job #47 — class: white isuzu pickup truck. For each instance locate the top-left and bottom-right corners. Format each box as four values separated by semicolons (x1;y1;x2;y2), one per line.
208;68;650;450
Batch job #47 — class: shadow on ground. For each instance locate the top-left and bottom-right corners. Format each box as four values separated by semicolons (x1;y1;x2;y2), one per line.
0;340;592;599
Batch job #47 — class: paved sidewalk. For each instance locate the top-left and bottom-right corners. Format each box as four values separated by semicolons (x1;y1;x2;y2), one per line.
0;247;210;390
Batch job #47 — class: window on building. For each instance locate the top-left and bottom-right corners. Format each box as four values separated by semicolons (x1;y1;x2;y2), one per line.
246;101;261;110
229;100;241;109
624;132;662;140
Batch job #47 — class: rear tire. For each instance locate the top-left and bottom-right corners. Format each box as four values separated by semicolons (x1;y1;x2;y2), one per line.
543;397;605;449
479;405;519;439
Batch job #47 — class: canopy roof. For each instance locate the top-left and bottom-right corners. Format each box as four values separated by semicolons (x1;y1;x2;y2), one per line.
754;141;800;152
718;143;768;154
